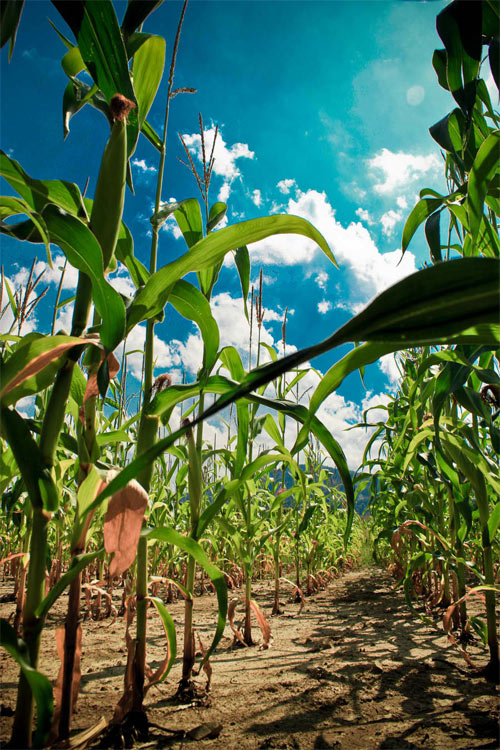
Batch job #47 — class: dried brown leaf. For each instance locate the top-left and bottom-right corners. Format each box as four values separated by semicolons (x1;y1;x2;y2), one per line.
249;599;272;649
196;633;212;690
0;337;86;400
104;474;148;577
49;625;82;742
83;351;120;404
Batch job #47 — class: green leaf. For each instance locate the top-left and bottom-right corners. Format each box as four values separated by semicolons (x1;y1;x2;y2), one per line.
432;49;450;91
128;214;334;328
234;246;250;320
424;211;442;263
115;218;149;287
62;78;109;140
169;280;219;374
487;502;500;545
403;195;452;253
36;549;103;620
0;0;25;61
51;0;139;159
0;195;52;266
0;405;59;511
142;527;227;667
0;150;87;218
42;205;126;352
141;119;162;150
147;597;176;685
466;130;500;249
429;108;465;153
0;619;53;748
207;202;228;232
61;45;85;77
132;34;165;131
0;334;88;407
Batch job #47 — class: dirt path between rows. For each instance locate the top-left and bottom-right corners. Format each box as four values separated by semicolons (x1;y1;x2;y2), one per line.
1;567;498;749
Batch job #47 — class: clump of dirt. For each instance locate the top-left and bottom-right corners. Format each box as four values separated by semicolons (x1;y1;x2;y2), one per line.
1;568;498;749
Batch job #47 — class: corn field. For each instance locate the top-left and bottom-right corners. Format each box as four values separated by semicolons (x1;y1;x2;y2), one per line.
0;1;498;748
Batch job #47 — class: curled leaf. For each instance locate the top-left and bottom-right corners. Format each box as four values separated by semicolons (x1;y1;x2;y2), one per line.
104;472;148;577
249;600;272;649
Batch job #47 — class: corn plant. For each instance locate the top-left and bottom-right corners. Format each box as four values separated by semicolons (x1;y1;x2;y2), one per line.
357;0;499;681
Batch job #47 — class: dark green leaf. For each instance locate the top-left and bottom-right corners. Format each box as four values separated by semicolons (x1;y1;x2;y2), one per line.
489;39;500;93
0;150;87;218
425;211;442;264
0;0;25;60
467;130;500;249
234;246;250;320
0;619;53;747
0;405;59;511
121;0;165;38
42;205;126;352
207;202;227;232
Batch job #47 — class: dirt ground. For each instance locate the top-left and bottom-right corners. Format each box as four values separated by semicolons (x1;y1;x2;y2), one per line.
1;567;499;749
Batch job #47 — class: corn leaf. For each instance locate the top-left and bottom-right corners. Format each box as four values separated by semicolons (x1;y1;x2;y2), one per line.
142;527;227;667
42;205;126;352
127;214;335;329
0;619;53;748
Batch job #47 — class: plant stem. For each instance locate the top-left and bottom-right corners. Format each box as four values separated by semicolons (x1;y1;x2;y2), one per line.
10;508;49;749
131;1;188;710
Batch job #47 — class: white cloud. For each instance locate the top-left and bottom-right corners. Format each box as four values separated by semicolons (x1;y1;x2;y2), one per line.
317;300;332;314
367;148;440;195
132;158;157;173
11;254;78;292
379;352;401;385
380;209;403;238
315;271;329;291
218;181;231;203
355;207;375;225
277;178;296;195
254;364;391;469
180;126;254;181
251;189;262;207
108;268;136;298
249;186;417;309
396;196;408;210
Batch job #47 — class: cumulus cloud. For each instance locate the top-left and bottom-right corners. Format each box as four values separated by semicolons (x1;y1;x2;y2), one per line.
367;148;440;195
180;126;254;181
249;186;417;309
11;254;78;292
251;189;262;207
252;364;390;469
378;352;401;385
355;207;375;226
314;271;329;291
132;158;157;173
277;178;296;195
318;300;332;314
380;209;403;238
219;181;231;203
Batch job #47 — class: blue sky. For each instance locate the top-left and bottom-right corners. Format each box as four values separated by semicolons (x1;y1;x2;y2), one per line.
1;0;469;467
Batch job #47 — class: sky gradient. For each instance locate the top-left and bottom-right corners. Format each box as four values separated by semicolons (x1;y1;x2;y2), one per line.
2;0;477;468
